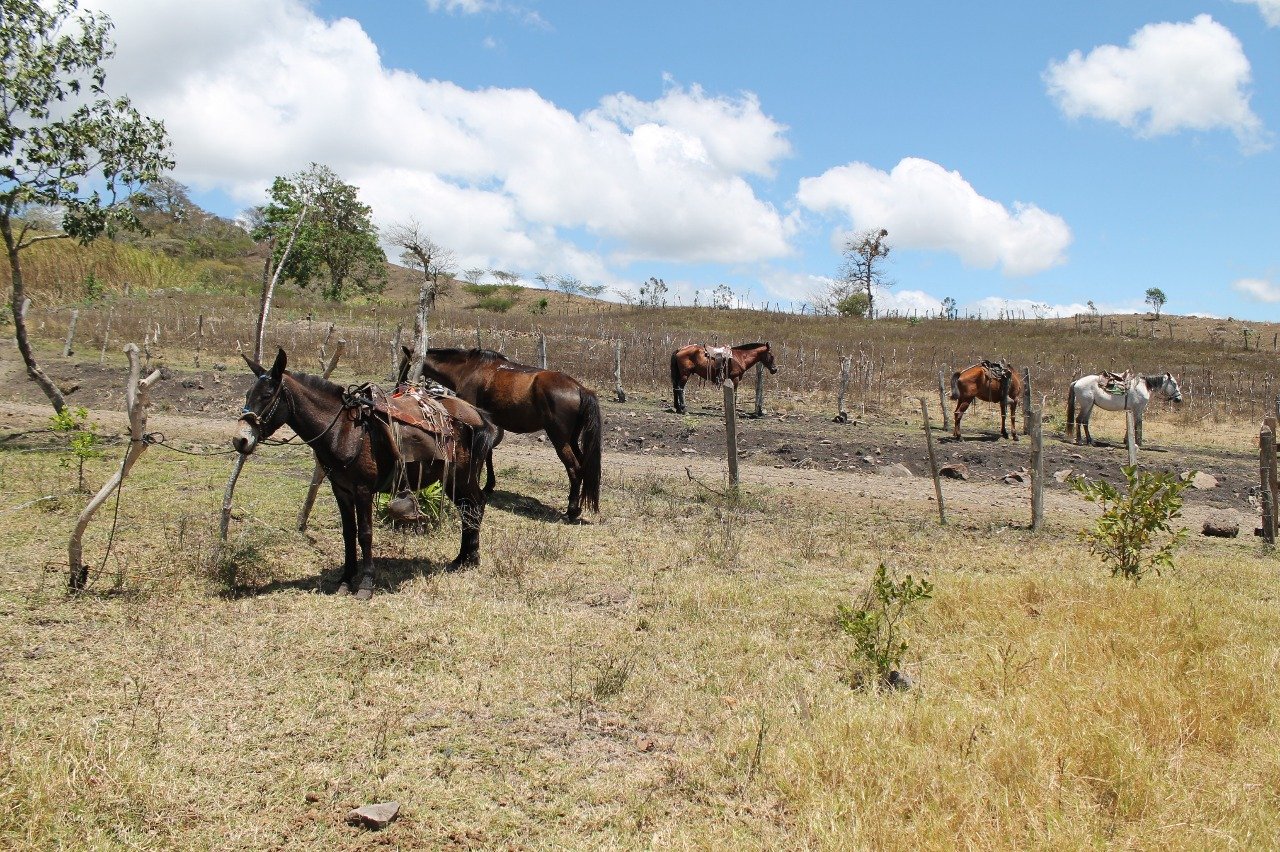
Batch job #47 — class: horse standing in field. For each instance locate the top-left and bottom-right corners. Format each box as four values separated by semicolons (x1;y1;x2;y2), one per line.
1067;372;1182;446
669;342;777;414
949;361;1024;440
234;349;501;598
414;348;602;521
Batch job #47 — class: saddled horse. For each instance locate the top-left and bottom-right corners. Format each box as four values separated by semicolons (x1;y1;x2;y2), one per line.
949;361;1024;440
1067;372;1183;446
234;349;501;598
413;347;602;520
669;342;777;413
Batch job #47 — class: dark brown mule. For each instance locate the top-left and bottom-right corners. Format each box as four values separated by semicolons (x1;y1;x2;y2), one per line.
669;342;777;413
949;362;1024;440
413;348;602;520
234;349;501;599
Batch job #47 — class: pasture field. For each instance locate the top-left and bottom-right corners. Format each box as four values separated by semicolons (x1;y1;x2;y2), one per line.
2;291;1280;850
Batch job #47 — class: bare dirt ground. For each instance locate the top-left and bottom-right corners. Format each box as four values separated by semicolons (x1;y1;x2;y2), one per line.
0;351;1257;536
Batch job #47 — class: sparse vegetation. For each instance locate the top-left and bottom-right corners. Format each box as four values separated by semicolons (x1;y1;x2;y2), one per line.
836;562;933;688
1072;464;1192;581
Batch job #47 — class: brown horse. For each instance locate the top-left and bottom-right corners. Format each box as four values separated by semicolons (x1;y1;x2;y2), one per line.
669;342;777;413
413;348;602;520
234;349;501;598
949;361;1024;440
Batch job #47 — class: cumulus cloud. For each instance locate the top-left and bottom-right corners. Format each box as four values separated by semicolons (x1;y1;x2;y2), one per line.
81;0;792;279
1045;15;1267;150
1234;277;1280;302
796;157;1071;277
1235;0;1280;27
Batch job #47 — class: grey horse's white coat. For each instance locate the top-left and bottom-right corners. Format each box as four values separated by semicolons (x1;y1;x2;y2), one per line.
1067;373;1183;446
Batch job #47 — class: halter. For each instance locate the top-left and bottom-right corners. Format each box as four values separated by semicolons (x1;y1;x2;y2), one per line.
239;373;289;438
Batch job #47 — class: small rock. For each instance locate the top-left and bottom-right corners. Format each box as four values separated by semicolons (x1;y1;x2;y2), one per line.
634;736;656;753
939;462;968;480
1202;510;1239;538
680;447;696;454
875;462;913;478
887;670;913;691
1187;471;1217;489
304;791;321;803
347;801;400;830
1003;471;1027;484
1053;468;1074;484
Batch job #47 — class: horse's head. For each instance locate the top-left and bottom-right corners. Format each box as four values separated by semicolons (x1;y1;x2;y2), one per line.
1164;372;1183;403
760;342;778;374
234;348;290;454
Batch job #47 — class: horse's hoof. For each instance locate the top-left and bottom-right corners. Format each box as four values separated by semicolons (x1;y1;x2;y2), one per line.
336;582;352;596
354;587;373;601
447;555;478;572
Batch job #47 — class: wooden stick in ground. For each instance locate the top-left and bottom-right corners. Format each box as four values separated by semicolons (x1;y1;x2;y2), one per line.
195;314;204;367
937;370;949;431
753;362;764;417
538;332;547;369
724;382;739;490
68;343;163;590
1021;367;1032;436
1261;426;1276;544
297;339;346;532
99;309;112;365
836;356;851;422
1125;410;1138;467
613;339;626;403
219;453;247;542
1030;406;1044;531
252;202;308;364
918;397;946;525
63;309;78;357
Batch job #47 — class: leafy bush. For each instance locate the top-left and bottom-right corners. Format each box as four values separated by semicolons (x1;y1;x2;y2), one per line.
376;480;446;530
1071;464;1191;581
49;407;102;492
836;563;932;689
835;290;869;318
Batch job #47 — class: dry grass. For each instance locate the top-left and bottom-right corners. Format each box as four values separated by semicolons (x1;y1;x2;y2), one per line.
2;424;1279;849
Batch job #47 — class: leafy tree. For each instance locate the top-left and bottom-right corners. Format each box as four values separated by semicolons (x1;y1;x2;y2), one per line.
712;283;733;310
579;282;606;299
490;269;521;288
253;163;385;301
1072;465;1191;582
835;290;869;318
1;0;173;412
386;219;454;378
462;267;486;285
638;276;668;307
839;228;891;318
1145;287;1167;318
556;274;581;301
941;296;958;320
836;563;932;690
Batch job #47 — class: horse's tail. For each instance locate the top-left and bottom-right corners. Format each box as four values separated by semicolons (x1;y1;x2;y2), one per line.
577;389;602;513
670;349;684;390
949;370;961;401
1066;380;1076;432
468;411;501;498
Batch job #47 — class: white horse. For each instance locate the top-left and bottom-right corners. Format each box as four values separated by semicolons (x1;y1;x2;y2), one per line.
1066;373;1182;446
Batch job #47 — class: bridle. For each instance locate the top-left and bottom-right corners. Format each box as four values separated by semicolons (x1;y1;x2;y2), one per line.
239;373;290;443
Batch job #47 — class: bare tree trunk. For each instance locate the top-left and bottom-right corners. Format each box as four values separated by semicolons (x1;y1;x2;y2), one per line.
408;274;432;380
297;340;345;532
68;343;163;590
253;203;308;364
3;217;67;413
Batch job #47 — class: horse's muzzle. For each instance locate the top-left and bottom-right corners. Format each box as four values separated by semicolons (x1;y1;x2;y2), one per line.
768;366;778;374
233;419;259;454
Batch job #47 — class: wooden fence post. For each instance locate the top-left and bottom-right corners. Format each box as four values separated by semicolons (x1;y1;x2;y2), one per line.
836;356;851;422
1021;367;1032;436
1261;425;1276;544
1030;406;1044;531
724;382;739;490
195;314;204;367
937;370;950;431
614;339;626;403
919;398;946;525
63;309;78;357
98;310;112;365
1125;410;1138;467
538;332;547;369
68;343;162;590
753;362;764;417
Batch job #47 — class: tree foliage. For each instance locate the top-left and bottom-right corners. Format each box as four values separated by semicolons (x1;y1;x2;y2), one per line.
638;276;667;307
1;0;173;412
1145;287;1167;318
253;163;385;301
839;228;891;318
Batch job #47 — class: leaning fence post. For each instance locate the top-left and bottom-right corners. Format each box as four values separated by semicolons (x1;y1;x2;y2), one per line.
753;362;764;417
1125;410;1138;467
1030;406;1045;531
724;382;739;490
63;309;79;357
68;343;162;590
613;339;626;403
1021;367;1032;436
919;397;946;525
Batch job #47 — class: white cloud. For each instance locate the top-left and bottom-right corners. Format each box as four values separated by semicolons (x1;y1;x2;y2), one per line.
796;157;1071;276
1045;15;1267;150
1234;277;1280;302
1235;0;1280;27
81;0;792;279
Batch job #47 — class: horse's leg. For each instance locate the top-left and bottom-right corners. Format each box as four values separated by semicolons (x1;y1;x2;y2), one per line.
1077;398;1091;445
484;450;496;495
673;378;687;414
448;483;485;570
354;488;376;601
999;395;1009;439
334;487;358;595
1009;395;1019;442
952;397;971;439
547;425;583;520
1135;413;1144;447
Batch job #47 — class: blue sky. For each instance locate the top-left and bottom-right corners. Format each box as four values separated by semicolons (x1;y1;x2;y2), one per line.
83;0;1280;318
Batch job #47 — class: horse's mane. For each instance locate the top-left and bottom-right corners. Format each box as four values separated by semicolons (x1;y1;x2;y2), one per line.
288;371;345;396
428;347;507;363
732;342;767;350
1142;374;1167;388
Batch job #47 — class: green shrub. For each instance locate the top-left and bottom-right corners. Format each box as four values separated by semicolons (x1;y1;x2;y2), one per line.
837;563;932;689
1071;464;1191;581
49;407;102;492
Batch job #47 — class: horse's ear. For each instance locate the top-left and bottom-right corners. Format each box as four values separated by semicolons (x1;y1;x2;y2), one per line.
270;348;287;381
243;353;265;378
